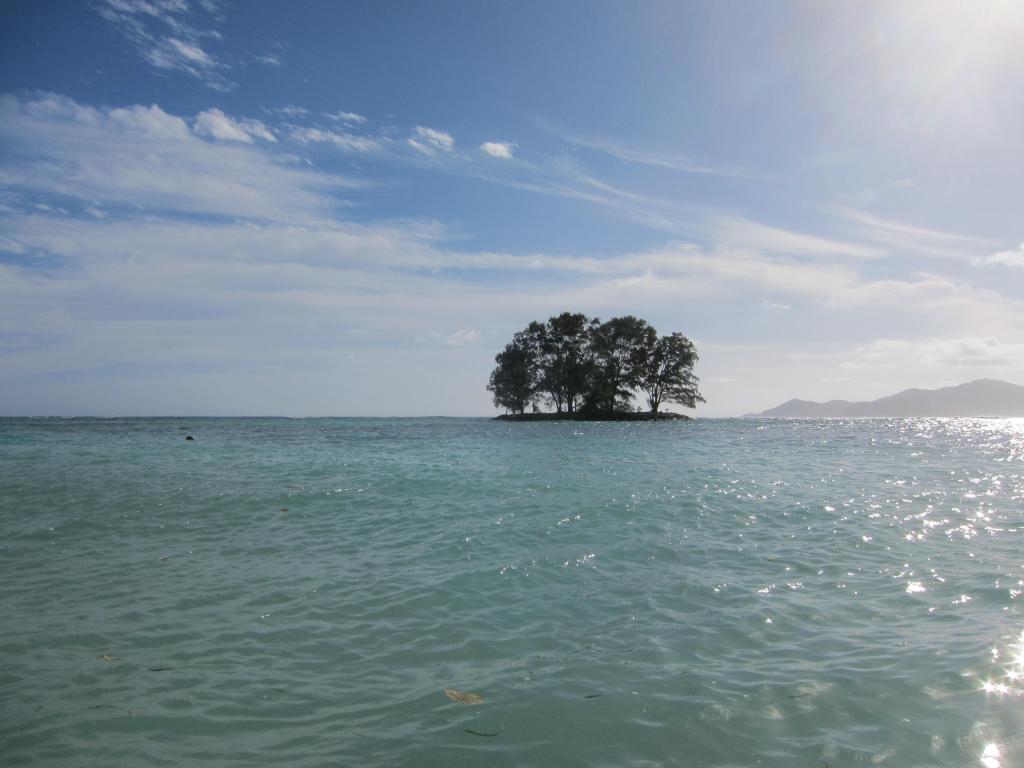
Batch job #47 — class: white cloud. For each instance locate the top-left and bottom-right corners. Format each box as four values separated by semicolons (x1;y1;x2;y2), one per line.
0;93;354;223
416;126;454;147
467;154;889;257
256;53;282;67
165;36;213;66
0;237;27;254
20;95;192;141
434;329;481;346
536;117;758;178
973;243;1024;268
408;125;454;154
852;336;1020;369
290;126;380;154
95;0;232;90
839;208;994;259
918;336;1016;367
193;108;276;143
3;91;1021;417
107;103;192;140
239;121;276;143
195;0;224;14
326;111;367;125
146;38;226;89
712;215;883;259
273;104;310;118
856;338;913;360
480;141;515;159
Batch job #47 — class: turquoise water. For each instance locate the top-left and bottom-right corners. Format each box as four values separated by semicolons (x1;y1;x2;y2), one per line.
1;417;1022;767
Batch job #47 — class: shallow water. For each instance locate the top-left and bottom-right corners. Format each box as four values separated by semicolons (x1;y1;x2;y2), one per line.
1;416;1022;767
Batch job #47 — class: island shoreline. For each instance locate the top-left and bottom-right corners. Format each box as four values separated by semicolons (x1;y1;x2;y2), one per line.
494;411;691;422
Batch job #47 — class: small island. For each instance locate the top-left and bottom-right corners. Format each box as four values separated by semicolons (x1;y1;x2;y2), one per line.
488;312;704;421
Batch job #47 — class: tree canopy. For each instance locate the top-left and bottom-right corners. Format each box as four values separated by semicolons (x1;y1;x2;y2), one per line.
487;312;704;416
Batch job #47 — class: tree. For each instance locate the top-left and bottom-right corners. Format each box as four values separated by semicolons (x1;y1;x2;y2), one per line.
516;321;557;411
635;332;705;413
586;316;653;412
487;341;537;414
542;312;595;414
487;312;703;417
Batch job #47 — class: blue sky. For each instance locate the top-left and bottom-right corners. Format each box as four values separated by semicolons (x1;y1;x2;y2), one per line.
1;0;1022;416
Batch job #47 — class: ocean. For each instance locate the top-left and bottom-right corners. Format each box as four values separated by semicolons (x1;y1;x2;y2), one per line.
1;416;1021;767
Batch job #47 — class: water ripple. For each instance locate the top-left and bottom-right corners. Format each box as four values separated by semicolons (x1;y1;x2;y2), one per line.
1;416;1022;766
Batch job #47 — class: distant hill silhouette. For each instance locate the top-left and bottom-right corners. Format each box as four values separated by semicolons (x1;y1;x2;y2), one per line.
750;379;1024;417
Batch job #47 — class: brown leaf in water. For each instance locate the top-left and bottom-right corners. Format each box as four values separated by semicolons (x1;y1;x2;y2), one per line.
444;688;484;705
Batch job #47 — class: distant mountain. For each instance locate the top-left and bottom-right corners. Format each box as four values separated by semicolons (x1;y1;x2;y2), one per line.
750;379;1024;417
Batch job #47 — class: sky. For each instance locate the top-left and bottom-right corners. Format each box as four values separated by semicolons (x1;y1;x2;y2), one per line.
1;0;1022;417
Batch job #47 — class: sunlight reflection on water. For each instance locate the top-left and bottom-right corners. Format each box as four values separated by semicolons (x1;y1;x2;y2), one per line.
1;416;1022;767
981;742;1002;768
980;631;1024;697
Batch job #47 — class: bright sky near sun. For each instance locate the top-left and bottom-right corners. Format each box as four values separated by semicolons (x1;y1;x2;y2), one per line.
1;0;1022;416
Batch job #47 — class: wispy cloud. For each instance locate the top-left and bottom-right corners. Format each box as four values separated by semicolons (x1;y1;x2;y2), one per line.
193;108;275;143
95;0;232;90
710;215;883;259
407;125;455;155
537;117;761;178
460;152;702;234
460;149;879;258
4;92;1021;416
3;94;971;307
290;126;381;154
854;336;1020;368
918;336;1018;367
326;111;368;125
271;104;310;118
839;208;995;259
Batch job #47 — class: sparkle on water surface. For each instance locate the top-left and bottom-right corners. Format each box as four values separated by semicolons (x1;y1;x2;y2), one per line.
0;416;1022;767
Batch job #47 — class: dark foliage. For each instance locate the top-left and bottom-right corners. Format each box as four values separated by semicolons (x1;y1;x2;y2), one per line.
488;312;704;415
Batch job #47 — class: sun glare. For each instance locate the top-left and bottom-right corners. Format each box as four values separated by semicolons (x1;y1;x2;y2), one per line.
866;0;1024;133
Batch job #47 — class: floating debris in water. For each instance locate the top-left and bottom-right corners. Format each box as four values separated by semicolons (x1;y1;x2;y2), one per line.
100;654;121;662
464;728;501;737
148;667;174;672
158;555;169;561
280;508;289;512
444;688;484;705
584;693;603;699
185;436;194;441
